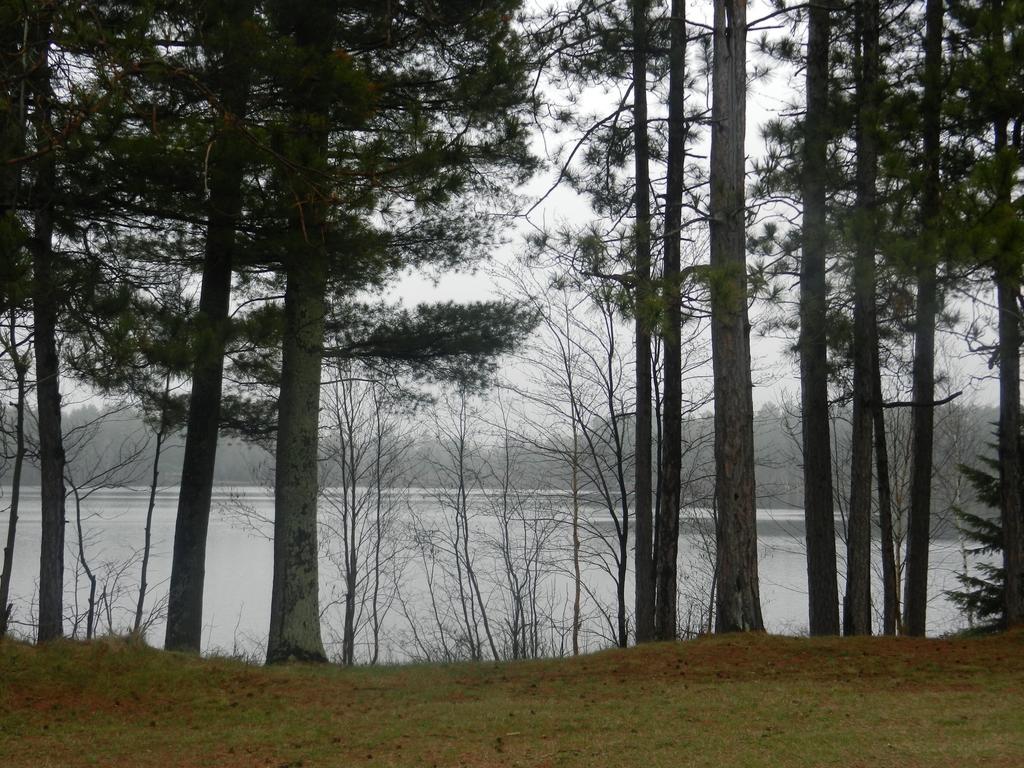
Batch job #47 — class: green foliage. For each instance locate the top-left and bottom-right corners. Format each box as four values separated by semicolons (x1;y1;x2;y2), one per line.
327;300;539;390
947;445;1013;632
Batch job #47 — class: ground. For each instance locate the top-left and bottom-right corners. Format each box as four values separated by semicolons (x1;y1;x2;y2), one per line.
1;631;1022;767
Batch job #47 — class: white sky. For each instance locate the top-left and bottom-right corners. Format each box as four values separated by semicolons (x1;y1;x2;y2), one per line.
391;2;1002;412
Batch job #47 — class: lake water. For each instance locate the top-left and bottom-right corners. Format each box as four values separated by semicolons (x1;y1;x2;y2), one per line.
1;486;973;660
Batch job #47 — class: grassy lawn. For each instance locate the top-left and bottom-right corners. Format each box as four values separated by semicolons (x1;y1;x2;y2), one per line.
1;631;1022;767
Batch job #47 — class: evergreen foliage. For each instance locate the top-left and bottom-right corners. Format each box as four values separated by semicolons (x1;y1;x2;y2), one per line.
948;445;1014;632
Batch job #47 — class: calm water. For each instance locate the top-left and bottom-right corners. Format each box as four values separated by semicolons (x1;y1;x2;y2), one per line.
1;486;971;658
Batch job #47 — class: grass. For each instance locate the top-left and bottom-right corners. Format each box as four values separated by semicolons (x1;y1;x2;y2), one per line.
2;631;1023;767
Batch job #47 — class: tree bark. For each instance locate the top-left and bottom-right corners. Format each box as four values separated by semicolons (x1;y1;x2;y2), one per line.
0;9;27;640
265;2;335;664
871;334;898;635
799;0;841;636
0;319;27;636
710;0;763;633
29;12;66;643
631;0;655;645
267;248;329;663
164;0;253;654
903;0;944;637
989;0;1024;629
998;274;1022;625
654;0;686;642
844;0;879;637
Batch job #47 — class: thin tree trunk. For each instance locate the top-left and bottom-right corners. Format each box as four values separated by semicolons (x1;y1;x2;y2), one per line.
799;0;841;637
0;10;27;641
844;0;879;637
631;0;655;645
998;275;1022;625
29;10;65;642
989;0;1024;629
70;486;96;640
559;305;583;655
710;0;763;633
871;336;898;635
134;374;170;635
0;320;27;636
164;2;253;653
602;312;631;648
370;397;384;665
654;0;686;642
903;0;944;638
571;418;582;655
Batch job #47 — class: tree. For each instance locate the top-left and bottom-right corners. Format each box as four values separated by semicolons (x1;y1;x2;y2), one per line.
653;0;687;642
263;2;535;663
0;309;29;636
709;0;763;633
27;5;66;643
799;0;841;637
843;0;881;637
320;361;410;665
165;0;258;654
945;0;1024;627
947;439;1021;632
988;0;1024;628
0;0;30;638
631;0;656;646
903;0;946;638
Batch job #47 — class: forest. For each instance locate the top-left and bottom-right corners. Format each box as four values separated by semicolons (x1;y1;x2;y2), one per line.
0;0;1022;667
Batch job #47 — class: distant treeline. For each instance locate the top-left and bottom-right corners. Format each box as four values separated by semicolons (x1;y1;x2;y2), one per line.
2;401;999;526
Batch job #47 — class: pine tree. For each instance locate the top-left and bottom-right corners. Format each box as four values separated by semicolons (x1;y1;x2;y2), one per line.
945;0;1024;626
902;0;946;638
948;448;1013;631
653;0;686;641
710;0;763;633
261;1;536;662
799;0;841;637
164;0;259;654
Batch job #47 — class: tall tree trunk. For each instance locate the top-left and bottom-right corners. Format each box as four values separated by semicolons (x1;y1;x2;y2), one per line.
265;2;337;664
559;305;583;655
998;275;1022;625
871;335;898;635
164;1;253;653
844;0;879;637
990;0;1024;629
571;415;582;655
29;12;65;643
0;11;27;640
631;0;655;645
903;0;944;637
799;0;841;636
654;0;686;642
710;0;763;633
